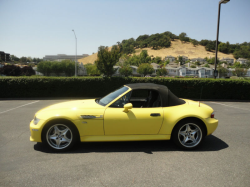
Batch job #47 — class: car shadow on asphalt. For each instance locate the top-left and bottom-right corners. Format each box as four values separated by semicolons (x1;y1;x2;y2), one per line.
34;135;228;154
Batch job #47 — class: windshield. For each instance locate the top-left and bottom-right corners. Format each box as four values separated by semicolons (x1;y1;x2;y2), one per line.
97;86;129;106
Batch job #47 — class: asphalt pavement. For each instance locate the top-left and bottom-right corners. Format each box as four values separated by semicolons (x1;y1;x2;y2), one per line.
0;99;250;187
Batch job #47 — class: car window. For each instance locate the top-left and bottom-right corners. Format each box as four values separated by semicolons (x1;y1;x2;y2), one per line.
98;86;129;106
130;89;149;99
109;91;132;108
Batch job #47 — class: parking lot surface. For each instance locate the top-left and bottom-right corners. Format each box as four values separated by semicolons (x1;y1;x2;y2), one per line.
0;99;250;187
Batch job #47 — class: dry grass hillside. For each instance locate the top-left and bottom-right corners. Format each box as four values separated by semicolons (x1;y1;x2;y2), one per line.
78;40;235;64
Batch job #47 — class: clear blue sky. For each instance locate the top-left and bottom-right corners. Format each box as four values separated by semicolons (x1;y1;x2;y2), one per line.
0;0;249;58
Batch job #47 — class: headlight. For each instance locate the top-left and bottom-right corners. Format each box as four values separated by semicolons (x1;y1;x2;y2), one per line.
33;116;40;125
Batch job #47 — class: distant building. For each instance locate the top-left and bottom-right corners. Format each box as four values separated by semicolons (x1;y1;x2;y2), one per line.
0;51;11;62
237;58;248;65
190;57;206;63
165;55;175;63
178;55;189;62
43;54;89;61
221;57;234;64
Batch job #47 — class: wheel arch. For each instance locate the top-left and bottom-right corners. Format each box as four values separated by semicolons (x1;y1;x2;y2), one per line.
170;117;207;139
41;118;80;142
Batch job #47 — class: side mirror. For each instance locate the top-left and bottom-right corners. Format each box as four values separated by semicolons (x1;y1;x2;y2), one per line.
123;103;133;113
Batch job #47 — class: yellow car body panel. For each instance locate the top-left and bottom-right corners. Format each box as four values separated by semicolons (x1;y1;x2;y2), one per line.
159;99;218;135
30;93;218;143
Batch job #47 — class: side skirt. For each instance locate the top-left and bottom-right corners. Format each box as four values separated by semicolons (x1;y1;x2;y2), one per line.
80;135;170;142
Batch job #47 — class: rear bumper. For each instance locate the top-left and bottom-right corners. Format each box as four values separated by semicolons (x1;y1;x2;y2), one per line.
30;119;44;142
205;118;218;135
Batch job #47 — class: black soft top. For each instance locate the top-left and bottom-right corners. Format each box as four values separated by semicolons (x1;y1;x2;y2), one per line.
125;83;185;107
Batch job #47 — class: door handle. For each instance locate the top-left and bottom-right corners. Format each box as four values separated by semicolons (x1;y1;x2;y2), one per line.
150;113;161;117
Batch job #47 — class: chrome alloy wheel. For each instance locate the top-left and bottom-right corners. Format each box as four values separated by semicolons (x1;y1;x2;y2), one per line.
46;124;73;149
178;123;202;148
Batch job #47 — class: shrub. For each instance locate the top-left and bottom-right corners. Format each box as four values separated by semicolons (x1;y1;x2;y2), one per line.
119;66;132;77
137;63;154;76
0;77;250;100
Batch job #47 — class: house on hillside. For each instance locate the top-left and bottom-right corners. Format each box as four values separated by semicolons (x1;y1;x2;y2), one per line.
165;66;213;78
112;65;140;76
190;57;206;63
165;55;175;63
237;58;248;64
151;63;161;76
221;57;234;64
178;55;189;62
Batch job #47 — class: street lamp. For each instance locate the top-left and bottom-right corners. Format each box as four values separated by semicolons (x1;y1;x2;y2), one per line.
214;0;230;78
72;29;77;77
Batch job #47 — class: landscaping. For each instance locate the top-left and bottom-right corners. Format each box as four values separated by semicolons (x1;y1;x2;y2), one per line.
1;77;250;100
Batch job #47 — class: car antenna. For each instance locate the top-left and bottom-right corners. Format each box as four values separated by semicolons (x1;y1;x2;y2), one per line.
199;86;203;107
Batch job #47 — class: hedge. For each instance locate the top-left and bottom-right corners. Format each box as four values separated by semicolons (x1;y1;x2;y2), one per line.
0;77;250;100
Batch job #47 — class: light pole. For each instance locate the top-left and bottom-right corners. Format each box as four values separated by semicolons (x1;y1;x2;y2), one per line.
214;0;230;79
72;29;77;77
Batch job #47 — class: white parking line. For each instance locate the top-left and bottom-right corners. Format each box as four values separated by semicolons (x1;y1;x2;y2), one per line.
209;102;250;111
0;101;40;114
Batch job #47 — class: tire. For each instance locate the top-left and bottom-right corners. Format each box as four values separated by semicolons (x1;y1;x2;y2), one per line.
42;121;79;151
172;119;205;150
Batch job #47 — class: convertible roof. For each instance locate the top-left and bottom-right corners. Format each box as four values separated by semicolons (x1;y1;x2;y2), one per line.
125;83;185;107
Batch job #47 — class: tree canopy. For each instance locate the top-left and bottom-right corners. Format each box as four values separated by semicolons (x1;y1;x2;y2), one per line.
95;45;121;77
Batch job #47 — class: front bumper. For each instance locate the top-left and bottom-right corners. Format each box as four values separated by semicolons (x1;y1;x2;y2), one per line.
205;118;218;135
30;119;45;142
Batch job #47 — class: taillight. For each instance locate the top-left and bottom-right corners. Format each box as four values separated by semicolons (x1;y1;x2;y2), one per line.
211;112;215;118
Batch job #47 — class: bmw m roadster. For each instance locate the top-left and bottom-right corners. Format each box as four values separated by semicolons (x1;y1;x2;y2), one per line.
30;83;218;151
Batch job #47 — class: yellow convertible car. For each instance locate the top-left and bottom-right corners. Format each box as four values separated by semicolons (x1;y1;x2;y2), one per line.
30;83;218;151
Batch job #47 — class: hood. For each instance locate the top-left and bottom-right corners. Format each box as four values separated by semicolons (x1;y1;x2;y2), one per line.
36;99;104;113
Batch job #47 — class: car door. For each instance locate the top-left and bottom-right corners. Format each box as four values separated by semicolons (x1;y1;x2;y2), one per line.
104;91;164;135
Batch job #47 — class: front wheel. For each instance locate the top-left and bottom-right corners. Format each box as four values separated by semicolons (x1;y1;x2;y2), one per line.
42;122;78;151
172;120;205;149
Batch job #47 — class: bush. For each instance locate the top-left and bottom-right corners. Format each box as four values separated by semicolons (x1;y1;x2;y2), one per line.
119;66;132;77
0;65;21;76
137;63;154;76
0;77;250;100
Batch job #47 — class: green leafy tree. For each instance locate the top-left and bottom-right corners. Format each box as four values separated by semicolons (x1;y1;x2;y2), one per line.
119;65;132;77
195;61;201;66
190;65;196;68
61;60;75;76
204;63;210;68
164;59;170;66
217;66;229;77
151;56;163;64
218;42;229;53
207;57;219;65
205;43;214;51
191;39;199;47
37;61;52;76
233;68;247;77
96;45;121;77
85;63;101;76
139;50;151;64
150;40;159;49
51;62;63;76
10;55;20;61
178;56;185;65
137;63;154;76
156;67;168;76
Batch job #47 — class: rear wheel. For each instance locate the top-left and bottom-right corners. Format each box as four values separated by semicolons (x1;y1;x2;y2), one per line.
173;120;205;149
42;122;79;151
